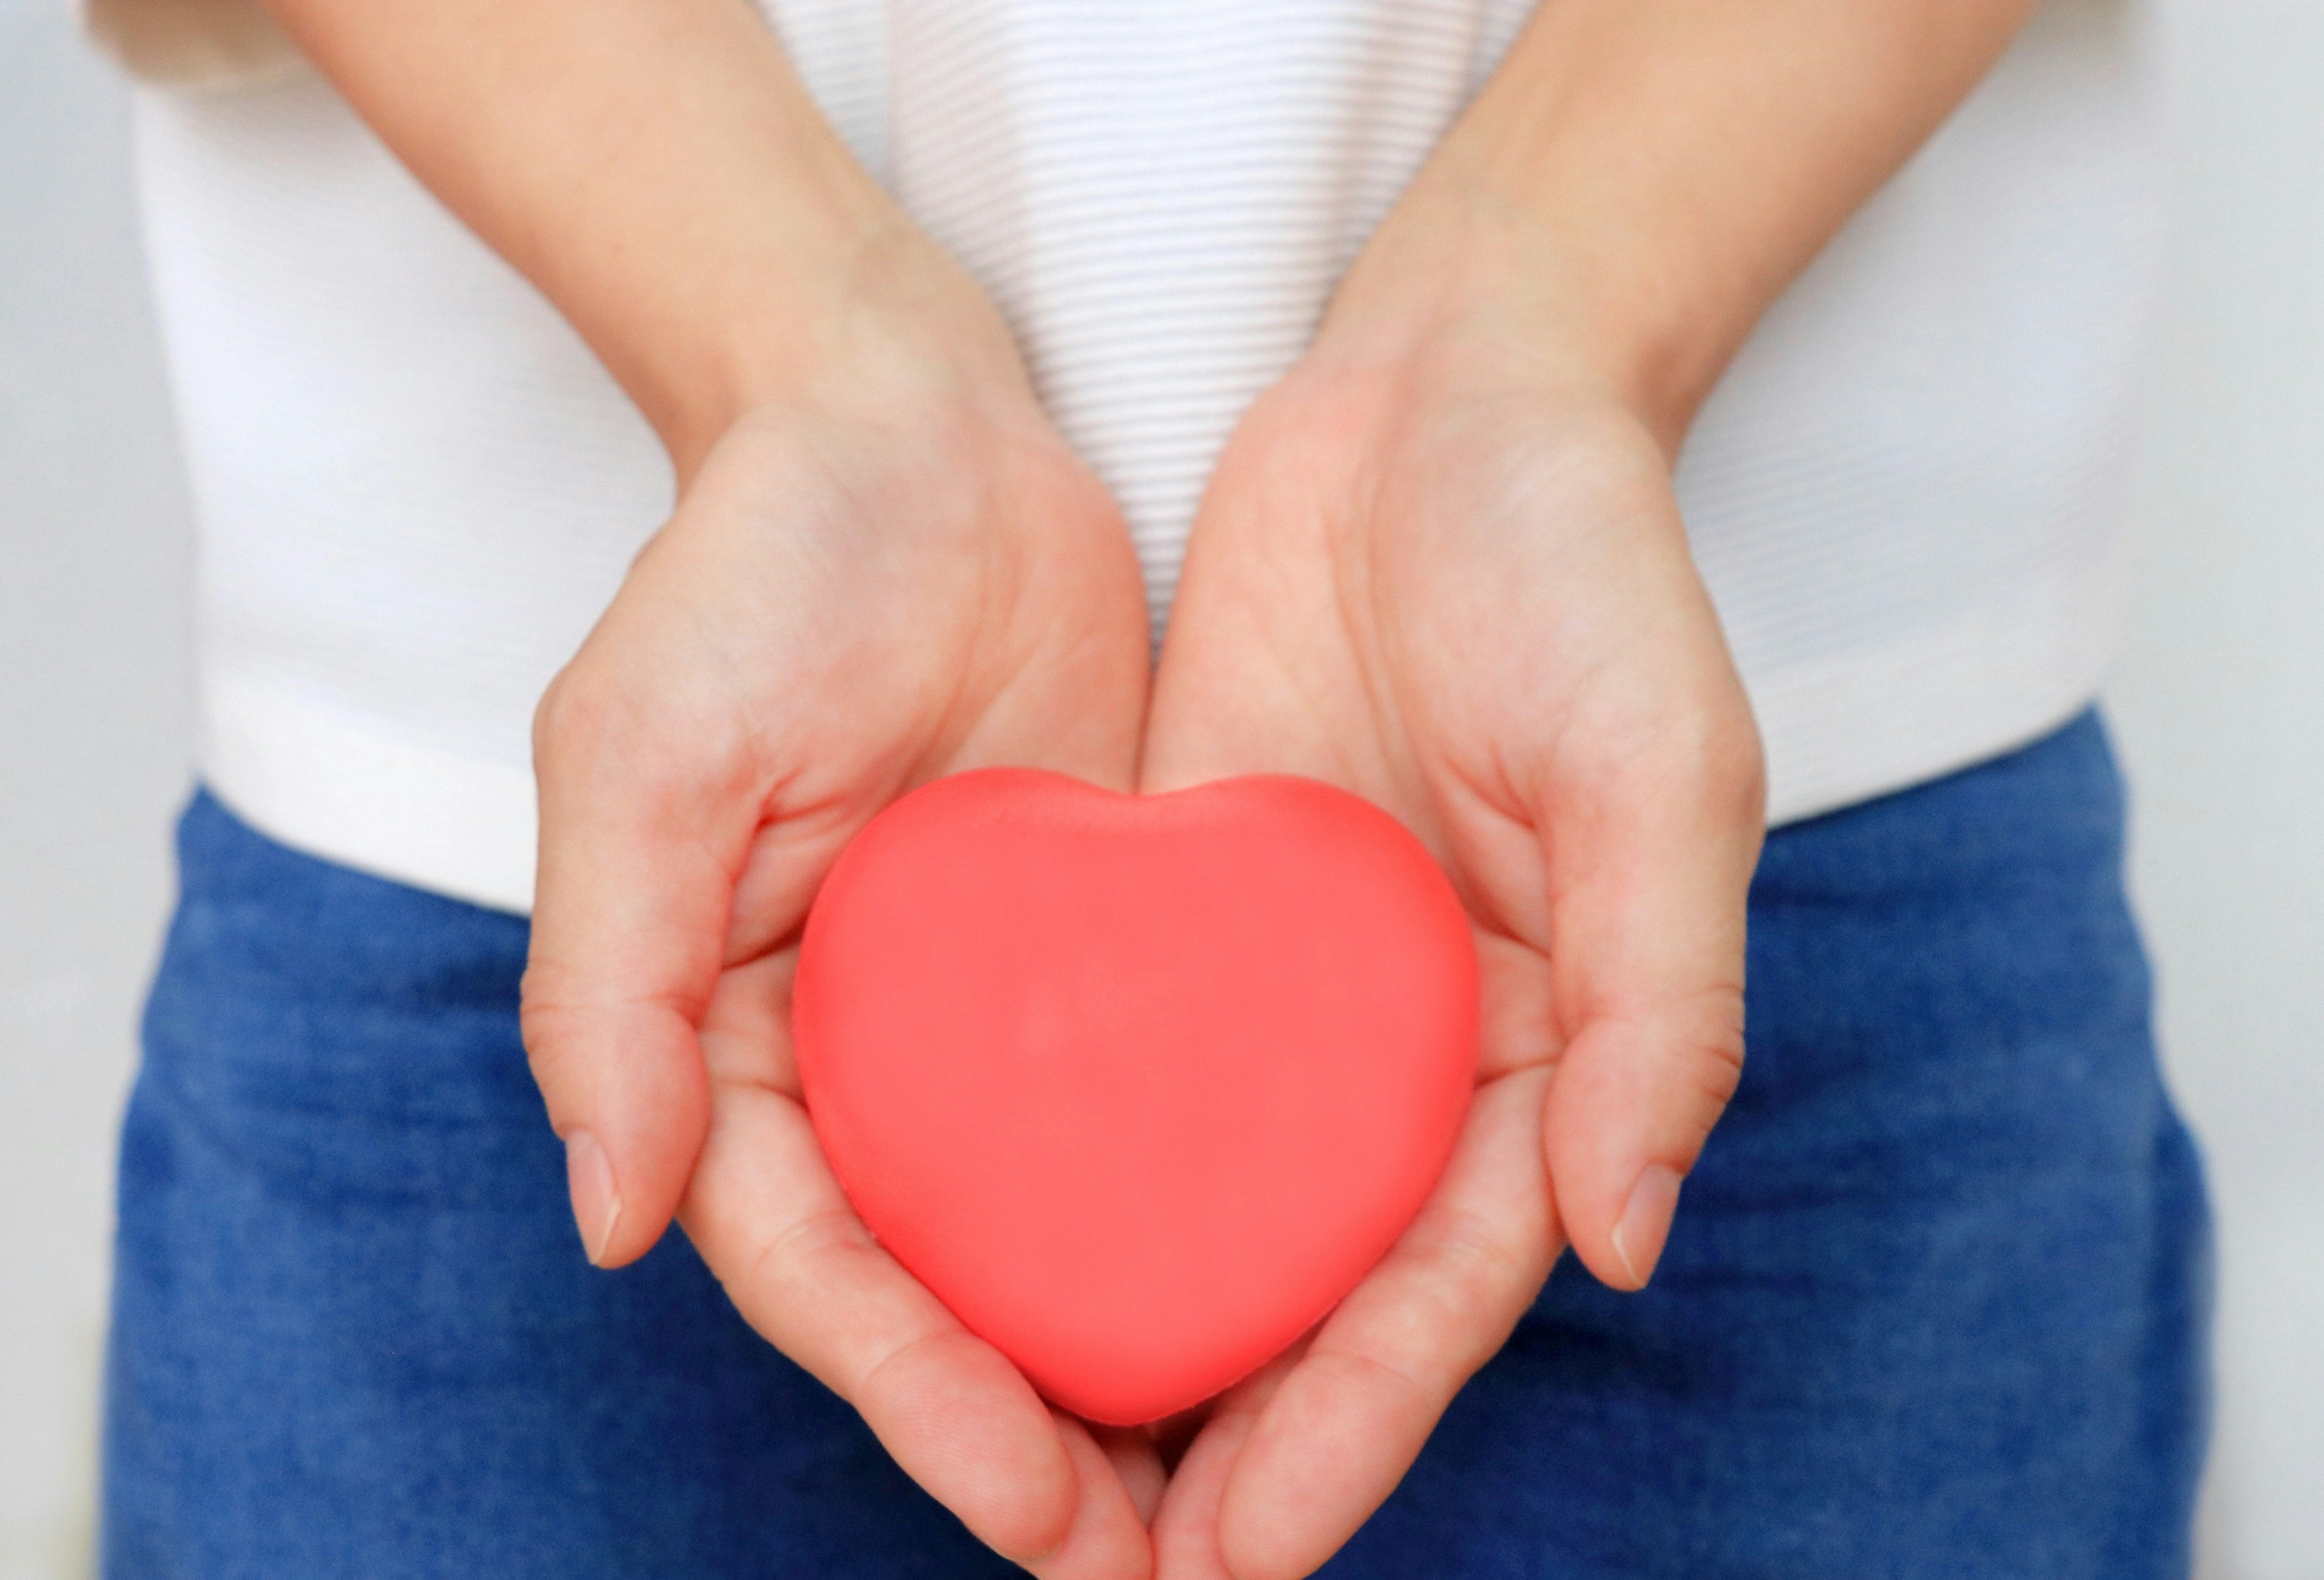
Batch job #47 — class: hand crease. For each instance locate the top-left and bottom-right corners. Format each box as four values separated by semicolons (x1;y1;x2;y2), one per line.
741;1203;878;1305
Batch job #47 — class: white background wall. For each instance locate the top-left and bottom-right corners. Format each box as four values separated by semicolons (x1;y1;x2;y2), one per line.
2107;5;2324;1569
1;1;2317;1575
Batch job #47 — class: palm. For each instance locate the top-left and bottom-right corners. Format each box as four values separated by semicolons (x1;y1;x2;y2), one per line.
525;391;1166;1577
1141;349;1763;1579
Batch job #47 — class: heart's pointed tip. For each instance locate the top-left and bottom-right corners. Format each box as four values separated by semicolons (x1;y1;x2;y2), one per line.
1034;1376;1223;1432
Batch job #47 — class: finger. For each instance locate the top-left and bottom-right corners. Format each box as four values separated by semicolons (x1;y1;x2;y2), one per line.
680;1074;1125;1573
522;658;760;1268
1094;1426;1170;1527
1049;1415;1161;1579
1540;692;1764;1290
1149;1354;1302;1580
1215;1070;1559;1580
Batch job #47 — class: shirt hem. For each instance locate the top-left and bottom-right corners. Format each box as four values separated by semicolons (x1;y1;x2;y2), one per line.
195;556;2123;915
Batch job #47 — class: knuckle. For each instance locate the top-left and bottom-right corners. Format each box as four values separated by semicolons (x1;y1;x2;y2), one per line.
534;651;758;810
1310;1343;1437;1421
1679;981;1748;1078
532;660;642;770
1610;984;1746;1154
1666;983;1747;1141
740;1206;878;1313
515;979;578;1062
1561;675;1767;838
1670;691;1767;822
514;985;595;1104
1715;716;1769;828
851;1326;956;1417
1688;1034;1745;1113
530;664;593;759
1419;1204;1532;1306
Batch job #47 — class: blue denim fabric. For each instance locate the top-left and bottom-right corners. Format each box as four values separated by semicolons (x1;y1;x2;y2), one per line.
103;710;2208;1578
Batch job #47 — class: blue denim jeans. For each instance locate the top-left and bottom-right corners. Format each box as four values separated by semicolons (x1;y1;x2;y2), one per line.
102;711;2208;1577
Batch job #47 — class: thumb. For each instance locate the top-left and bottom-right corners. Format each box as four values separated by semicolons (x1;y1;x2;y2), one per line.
520;664;754;1268
1540;707;1765;1291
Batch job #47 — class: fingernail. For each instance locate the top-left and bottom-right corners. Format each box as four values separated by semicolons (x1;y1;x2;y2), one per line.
564;1129;622;1267
1610;1164;1682;1290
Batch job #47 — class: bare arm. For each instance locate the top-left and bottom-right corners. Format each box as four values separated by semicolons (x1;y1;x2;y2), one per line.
261;0;1008;476
1147;7;2040;1577
257;5;1157;1574
1334;0;2042;445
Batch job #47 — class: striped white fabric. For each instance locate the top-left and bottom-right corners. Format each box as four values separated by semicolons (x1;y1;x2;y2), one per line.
132;0;2162;913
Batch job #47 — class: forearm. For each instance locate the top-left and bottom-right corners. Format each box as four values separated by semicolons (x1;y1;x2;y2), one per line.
1328;0;2041;448
261;0;966;475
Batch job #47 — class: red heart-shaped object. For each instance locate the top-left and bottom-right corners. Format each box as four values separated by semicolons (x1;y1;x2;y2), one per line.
793;769;1477;1426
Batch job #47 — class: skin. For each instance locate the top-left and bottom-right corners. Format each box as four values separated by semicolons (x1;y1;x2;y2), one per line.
1139;6;2043;1572
262;1;1163;1572
259;0;2039;1575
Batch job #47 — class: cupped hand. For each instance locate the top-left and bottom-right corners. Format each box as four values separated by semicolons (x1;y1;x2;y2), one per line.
518;260;1163;1577
1140;247;1767;1578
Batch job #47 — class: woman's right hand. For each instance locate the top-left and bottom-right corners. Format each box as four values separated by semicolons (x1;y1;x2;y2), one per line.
258;1;1158;1563
519;246;1161;1578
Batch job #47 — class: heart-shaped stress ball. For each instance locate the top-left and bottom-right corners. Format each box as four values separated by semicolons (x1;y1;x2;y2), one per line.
792;770;1478;1426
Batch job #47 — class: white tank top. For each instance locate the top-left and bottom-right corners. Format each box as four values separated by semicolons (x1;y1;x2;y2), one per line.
130;0;2162;913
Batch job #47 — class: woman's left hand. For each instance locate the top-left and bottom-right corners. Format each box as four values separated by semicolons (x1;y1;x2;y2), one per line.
1138;197;1766;1578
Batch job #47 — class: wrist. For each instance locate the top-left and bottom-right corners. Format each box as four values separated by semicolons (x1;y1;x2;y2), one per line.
1313;179;1710;459
660;212;1035;486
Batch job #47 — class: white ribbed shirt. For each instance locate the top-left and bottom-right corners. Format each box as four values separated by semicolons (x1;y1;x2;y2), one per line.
131;0;2162;913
